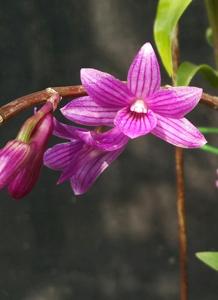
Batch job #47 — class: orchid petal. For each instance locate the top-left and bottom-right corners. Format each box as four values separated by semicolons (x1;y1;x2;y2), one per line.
81;68;133;108
57;146;89;184
151;115;207;148
53;118;85;140
127;42;161;98
44;141;83;170
53;118;128;151
114;107;157;139
70;146;125;195
61;96;117;126
76;127;129;151
147;87;203;118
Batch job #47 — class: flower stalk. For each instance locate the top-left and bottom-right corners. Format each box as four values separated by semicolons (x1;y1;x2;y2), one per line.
172;26;188;300
175;147;188;300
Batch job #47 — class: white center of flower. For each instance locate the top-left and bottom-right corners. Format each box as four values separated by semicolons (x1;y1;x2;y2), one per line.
130;99;148;113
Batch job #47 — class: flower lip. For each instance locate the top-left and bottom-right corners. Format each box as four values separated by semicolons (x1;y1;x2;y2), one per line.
130;99;148;113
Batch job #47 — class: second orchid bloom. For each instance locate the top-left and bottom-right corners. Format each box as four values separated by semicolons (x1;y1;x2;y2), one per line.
44;42;207;195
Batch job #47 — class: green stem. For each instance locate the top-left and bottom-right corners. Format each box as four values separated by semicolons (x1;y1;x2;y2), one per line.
199;127;218;134
201;144;218;155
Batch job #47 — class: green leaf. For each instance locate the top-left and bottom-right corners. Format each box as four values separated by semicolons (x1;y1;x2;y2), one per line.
206;27;213;46
196;252;218;271
205;0;218;66
154;0;192;76
176;61;218;86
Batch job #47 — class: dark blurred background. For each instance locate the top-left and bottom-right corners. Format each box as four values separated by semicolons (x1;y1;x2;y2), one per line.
0;0;218;299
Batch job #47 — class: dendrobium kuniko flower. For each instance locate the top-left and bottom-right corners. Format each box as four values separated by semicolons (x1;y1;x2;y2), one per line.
44;119;128;195
61;42;206;148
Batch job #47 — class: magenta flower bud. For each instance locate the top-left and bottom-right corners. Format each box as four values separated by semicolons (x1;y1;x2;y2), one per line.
0;140;31;189
0;91;60;199
7;113;53;199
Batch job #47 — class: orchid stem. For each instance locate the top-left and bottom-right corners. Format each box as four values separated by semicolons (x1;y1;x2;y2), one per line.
172;26;188;300
201;144;218;155
199;127;218;134
0;85;86;125
175;147;188;300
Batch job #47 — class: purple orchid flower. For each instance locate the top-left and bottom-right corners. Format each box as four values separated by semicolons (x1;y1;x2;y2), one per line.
61;42;206;148
44;119;128;195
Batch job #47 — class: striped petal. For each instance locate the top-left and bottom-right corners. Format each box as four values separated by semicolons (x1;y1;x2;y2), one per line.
52;119;128;151
0;141;31;189
8;150;43;200
151;115;207;148
76;127;129;151
53;118;85;141
147;87;203;118
114;107;157;139
57;146;89;184
8;113;54;199
127;42;161;98
70;146;125;195
61;96;117;126
44;141;83;170
81;68;133;108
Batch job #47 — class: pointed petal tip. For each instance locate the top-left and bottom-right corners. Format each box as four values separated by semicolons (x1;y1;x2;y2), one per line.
57;178;63;185
60;106;65;115
140;42;154;53
59;106;69;118
80;68;97;78
192;128;207;148
80;68;87;76
73;189;84;196
187;86;203;99
200;136;207;147
195;86;203;95
195;87;203;101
